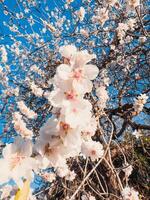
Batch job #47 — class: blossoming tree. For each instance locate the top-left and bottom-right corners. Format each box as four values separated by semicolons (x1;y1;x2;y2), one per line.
0;0;149;199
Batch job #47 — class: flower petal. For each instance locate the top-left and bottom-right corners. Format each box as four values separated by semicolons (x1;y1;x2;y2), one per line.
56;64;72;80
59;45;77;59
84;64;99;80
73;79;92;94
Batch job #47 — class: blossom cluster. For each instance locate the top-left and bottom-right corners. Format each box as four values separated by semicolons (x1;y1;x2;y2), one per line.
35;45;104;177
116;19;136;44
96;85;109;109
127;0;140;9
0;136;35;186
134;94;148;114
17;101;37;119
0;45;104;190
13;112;33;139
30;81;43;97
0;46;7;63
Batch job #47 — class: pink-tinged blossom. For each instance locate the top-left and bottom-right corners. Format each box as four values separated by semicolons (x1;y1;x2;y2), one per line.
116;23;129;42
66;0;74;4
30;82;43;97
57;166;76;180
127;19;136;30
54;49;98;94
0;136;35;186
121;187;139;200
139;36;146;43
81;140;104;161
12;87;19;96
49;81;83;107
127;0;140;9
65;170;76;181
42;172;56;182
17;101;37;119
77;7;85;21
92;8;109;25
0;46;7;63
35;137;66;169
35;121;80;169
59;45;96;67
123;164;133;178
57;118;82;148
80;29;89;37
54;65;94;95
0;185;12;199
71;50;96;68
132;130;142;139
38;117;59;140
96;86;109;109
59;45;77;60
13;112;33;139
81;194;96;200
81;117;97;140
56;163;70;178
107;0;118;6
31;64;44;76
89;195;96;200
133;94;148;114
72;64;98;93
61;99;92;128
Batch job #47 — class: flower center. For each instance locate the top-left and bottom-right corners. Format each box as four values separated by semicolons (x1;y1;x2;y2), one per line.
72;69;83;80
10;154;25;170
64;90;77;100
72;108;78;113
91;150;96;156
44;143;54;156
60;121;70;132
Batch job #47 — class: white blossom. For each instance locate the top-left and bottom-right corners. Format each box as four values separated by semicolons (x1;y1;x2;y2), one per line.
59;45;77;60
0;136;35;186
133;94;148;113
56;163;70;177
42;172;56;182
81;194;96;200
123;164;133;178
31;64;44;76
127;0;140;9
13;112;33;139
1;46;7;63
81;140;104;161
30;82;43;97
121;187;139;200
77;7;85;21
107;0;118;6
116;23;129;42
65;170;76;181
92;8;109;25
66;0;74;4
96;86;109;109
80;29;89;37
17;101;37;119
81;117;97;140
132;130;142;139
127;19;136;30
0;185;12;199
139;36;146;43
61;99;92;128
